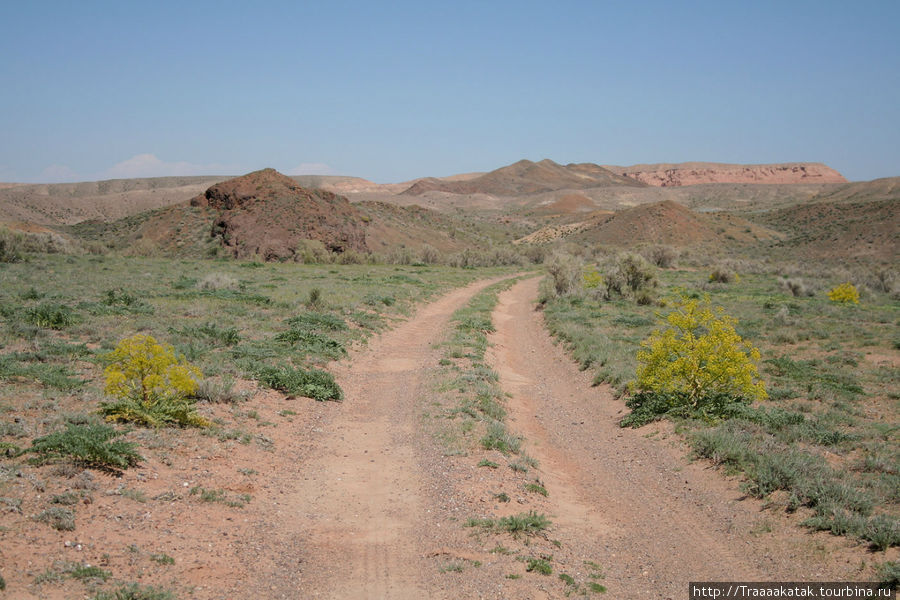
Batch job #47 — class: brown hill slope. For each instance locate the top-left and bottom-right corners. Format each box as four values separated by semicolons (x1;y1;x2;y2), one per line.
70;170;514;259
401;159;643;196
188;168;368;259
0;176;229;225
761;184;899;261
802;176;900;204
517;200;780;246
604;162;847;186
534;193;597;215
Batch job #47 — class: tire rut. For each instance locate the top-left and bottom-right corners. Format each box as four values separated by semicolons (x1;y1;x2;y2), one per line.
486;277;858;598
274;276;510;599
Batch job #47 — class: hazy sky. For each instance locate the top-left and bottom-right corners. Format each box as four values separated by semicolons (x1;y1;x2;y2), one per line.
2;1;898;183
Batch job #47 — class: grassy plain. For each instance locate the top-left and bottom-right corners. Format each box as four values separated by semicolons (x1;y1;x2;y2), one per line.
542;263;899;554
0;253;513;597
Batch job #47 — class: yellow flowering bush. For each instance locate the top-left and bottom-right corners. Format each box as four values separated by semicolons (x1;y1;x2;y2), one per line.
100;334;208;427
827;282;860;305
582;266;604;290
633;296;766;407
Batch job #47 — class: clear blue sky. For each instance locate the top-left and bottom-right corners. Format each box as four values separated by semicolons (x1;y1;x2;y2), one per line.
1;0;898;183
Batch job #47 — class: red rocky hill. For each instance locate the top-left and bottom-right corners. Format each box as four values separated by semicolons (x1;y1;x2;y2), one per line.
189;168;368;259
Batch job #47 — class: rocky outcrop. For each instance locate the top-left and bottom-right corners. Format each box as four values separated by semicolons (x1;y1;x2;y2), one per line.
604;162;847;187
190;168;368;260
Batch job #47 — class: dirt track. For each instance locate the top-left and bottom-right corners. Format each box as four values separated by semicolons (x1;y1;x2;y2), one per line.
487;278;869;598
238;275;867;599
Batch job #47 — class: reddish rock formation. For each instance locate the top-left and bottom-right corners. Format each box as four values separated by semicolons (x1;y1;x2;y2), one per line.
190;168;368;260
604;162;847;187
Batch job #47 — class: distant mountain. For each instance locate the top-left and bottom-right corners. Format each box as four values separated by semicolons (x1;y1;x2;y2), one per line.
400;159;643;196
603;162;847;187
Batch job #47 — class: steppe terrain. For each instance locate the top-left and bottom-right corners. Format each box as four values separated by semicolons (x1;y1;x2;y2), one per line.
0;159;897;598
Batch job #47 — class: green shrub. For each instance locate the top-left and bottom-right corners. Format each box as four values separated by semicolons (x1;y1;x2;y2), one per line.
0;227;25;263
255;364;342;401
305;287;324;309
620;391;745;427
275;328;345;359
543;252;582;298
27;423;142;471
876;561;899;591
26;303;76;329
69;564;111;582
0;354;85;390
526;557;553;575
363;293;394;306
480;421;521;454
34;506;75;531
101;288;154;314
286;312;347;331
524;481;549;496
498;511;551;536
862;514;900;551
605;252;657;299
170;322;239;346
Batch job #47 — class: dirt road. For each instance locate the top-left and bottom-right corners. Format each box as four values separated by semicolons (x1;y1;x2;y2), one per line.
251;276;509;599
238;275;866;599
486;277;866;598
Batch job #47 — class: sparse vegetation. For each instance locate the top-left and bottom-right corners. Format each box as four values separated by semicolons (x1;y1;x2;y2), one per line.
189;486;251;508
150;553;175;565
1;170;895;594
543;264;898;548
90;583;176;600
524;480;548;496
197;272;239;291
